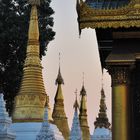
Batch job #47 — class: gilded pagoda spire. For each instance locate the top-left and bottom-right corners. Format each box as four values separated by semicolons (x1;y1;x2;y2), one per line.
52;55;70;140
54;53;64;101
94;87;110;128
12;1;47;122
79;74;90;140
55;67;64;85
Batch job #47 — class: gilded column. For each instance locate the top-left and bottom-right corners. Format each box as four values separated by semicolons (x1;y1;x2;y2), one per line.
79;84;90;140
108;66;131;140
12;2;47;122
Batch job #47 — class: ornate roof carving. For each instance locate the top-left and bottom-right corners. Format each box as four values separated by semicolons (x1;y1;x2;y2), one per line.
77;0;140;29
55;67;64;85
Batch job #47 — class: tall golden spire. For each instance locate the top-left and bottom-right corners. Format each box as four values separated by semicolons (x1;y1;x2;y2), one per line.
79;74;90;140
12;1;47;122
52;54;70;140
94;87;111;128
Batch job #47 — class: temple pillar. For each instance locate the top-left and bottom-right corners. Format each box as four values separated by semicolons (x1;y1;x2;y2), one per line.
108;66;131;140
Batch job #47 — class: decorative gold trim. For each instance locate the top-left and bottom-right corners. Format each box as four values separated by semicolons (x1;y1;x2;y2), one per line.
78;1;140;29
108;67;130;86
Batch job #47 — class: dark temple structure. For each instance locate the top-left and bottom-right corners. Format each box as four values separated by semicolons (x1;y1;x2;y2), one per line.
76;0;140;140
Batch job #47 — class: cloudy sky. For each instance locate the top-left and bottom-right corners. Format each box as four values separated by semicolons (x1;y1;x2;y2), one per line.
42;0;111;133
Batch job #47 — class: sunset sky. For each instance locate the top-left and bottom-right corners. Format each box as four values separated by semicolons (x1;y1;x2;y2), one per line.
42;0;111;133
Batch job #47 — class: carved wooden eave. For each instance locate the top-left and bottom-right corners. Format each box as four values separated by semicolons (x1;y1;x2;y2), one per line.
78;0;140;29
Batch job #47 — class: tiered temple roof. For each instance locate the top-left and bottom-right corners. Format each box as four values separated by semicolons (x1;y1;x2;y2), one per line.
77;0;140;29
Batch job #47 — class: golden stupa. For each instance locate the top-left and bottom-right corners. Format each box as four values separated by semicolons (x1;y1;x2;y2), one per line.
12;1;47;122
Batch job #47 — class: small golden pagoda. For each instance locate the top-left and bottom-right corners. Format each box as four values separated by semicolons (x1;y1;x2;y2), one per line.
79;83;90;140
12;0;47;122
52;65;70;140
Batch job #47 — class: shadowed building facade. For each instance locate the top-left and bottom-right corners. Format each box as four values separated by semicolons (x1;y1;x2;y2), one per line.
52;66;70;140
76;0;140;140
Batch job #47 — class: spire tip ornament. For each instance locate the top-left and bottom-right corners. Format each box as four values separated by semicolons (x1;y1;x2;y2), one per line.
55;53;64;85
80;73;86;96
73;89;79;111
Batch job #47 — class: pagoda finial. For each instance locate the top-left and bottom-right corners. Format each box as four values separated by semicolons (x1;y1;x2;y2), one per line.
83;72;84;86
101;72;104;89
55;53;64;85
73;89;79;111
80;73;86;96
94;79;110;128
59;52;61;68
